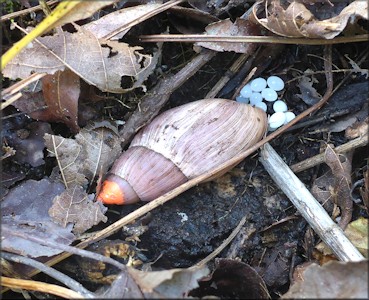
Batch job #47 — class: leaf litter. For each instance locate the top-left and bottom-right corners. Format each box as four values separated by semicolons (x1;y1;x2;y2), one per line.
3;25;157;93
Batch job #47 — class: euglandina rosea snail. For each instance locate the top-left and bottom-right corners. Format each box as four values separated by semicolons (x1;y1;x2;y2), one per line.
97;99;267;205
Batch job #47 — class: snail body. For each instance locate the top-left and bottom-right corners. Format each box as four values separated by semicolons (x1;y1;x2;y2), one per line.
97;99;267;205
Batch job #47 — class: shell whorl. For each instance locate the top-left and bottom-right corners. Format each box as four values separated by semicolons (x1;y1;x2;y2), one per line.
109;146;188;203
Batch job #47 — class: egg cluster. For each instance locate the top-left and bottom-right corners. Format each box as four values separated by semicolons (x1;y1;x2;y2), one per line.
236;76;295;131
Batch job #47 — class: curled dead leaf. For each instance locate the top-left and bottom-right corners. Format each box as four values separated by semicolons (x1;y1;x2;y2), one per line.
253;0;368;39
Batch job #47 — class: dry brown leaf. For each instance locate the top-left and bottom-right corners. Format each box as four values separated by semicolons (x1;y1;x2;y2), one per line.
3;26;156;93
196;18;260;53
1;179;75;258
44;121;121;189
83;3;163;39
48;185;107;235
254;0;368;39
42;69;80;132
296;72;321;105
52;1;118;29
312;145;353;229
127;265;209;298
282;260;368;298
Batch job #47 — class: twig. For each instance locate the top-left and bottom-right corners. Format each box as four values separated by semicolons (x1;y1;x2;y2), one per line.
1;252;94;298
139;34;369;45
2;225;126;271
1;73;46;110
1;276;84;299
259;143;364;262
192;215;248;267
0;0;59;22
290;133;369;173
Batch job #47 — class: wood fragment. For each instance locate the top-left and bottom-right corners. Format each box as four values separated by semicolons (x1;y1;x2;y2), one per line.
290;133;368;173
259;143;364;262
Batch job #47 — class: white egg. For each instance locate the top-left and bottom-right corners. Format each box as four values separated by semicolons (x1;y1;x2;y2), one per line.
254;101;267;112
284;111;296;124
261;88;278;102
236;96;249;104
250;77;267;92
240;84;252;98
273;100;288;112
267;76;285;91
250;92;263;105
268;112;286;130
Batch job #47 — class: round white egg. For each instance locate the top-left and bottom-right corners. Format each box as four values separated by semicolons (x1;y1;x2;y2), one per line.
273;100;288;112
268;112;286;130
254;101;267;112
261;88;278;102
267;76;284;91
236;96;249;104
284;111;296;124
250;77;267;92
240;84;252;98
250;92;263;105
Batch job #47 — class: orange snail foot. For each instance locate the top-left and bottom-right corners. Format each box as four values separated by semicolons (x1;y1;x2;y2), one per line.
97;174;139;205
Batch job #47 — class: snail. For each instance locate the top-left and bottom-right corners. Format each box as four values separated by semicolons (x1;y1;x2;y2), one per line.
97;98;267;205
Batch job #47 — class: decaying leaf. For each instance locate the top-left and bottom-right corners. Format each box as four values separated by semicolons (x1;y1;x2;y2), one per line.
282;260;368;299
311;145;353;229
41;69;80;132
127;265;209;298
44;121;121;189
316;217;368;258
1;179;75;258
196;18;260;53
254;0;368;39
83;3;163;40
49;185;107;235
296;71;321;106
3;25;156;93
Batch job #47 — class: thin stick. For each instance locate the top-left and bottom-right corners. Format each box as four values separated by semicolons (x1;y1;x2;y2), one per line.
193;215;248;267
139;34;369;45
290;133;368;173
1;276;85;299
0;0;59;21
2;226;126;271
259;143;364;262
1;252;94;298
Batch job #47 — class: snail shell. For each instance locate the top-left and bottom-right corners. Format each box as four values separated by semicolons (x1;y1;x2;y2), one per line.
97;98;267;205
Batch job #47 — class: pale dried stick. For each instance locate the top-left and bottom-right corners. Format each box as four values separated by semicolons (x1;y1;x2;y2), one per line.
259;143;364;262
290;133;368;173
1;276;85;299
0;0;59;21
1;252;94;298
